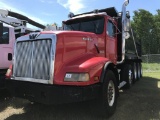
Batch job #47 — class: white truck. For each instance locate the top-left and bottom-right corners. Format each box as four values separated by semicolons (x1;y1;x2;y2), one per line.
0;9;55;88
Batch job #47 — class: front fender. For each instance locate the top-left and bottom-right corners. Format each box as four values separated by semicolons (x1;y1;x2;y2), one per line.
54;54;111;85
64;55;110;72
99;62;118;84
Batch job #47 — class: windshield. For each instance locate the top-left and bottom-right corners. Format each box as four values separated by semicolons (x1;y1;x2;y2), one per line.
0;27;9;44
63;16;104;34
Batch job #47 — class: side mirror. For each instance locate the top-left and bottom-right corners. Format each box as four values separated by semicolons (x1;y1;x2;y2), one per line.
0;23;3;37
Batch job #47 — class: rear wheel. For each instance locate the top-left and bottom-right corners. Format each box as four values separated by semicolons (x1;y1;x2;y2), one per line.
121;64;133;89
140;63;143;78
132;62;137;83
137;62;141;80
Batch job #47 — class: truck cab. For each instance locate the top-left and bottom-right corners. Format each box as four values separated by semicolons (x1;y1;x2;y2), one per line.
0;23;15;88
63;10;118;64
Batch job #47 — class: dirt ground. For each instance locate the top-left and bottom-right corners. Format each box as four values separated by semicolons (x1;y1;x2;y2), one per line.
0;76;160;120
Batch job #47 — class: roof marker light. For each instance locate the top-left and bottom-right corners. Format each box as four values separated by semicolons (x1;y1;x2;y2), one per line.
68;12;74;18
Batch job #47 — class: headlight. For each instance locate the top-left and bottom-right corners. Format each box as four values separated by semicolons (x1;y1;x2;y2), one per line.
64;73;89;82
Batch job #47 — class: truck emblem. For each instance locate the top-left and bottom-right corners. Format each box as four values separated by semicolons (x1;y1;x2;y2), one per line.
82;37;92;41
29;32;40;39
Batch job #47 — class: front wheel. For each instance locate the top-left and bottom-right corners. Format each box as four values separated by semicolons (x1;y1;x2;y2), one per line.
97;70;118;118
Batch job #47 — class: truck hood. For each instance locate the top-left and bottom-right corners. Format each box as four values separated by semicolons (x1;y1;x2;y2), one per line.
41;30;97;36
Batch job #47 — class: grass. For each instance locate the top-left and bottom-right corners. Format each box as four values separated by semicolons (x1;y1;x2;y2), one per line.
142;63;160;72
142;63;160;79
143;72;160;79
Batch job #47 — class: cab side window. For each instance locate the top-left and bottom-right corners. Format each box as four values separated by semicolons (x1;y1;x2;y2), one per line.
0;27;9;44
107;21;116;37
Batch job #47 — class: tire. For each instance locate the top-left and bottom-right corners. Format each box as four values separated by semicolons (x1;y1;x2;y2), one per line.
137;62;141;80
121;64;133;89
140;63;143;78
93;70;118;118
132;62;137;82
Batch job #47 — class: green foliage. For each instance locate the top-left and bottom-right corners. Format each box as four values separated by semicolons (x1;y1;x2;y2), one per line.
143;72;160;79
142;63;160;72
132;9;160;54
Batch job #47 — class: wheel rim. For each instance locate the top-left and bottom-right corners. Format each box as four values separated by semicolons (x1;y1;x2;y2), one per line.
129;69;133;85
108;80;115;107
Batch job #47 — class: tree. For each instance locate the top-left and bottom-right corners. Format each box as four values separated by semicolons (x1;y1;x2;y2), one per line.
131;9;160;54
153;9;160;53
131;9;154;54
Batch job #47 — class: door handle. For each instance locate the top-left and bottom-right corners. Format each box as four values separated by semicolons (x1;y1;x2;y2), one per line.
8;53;12;61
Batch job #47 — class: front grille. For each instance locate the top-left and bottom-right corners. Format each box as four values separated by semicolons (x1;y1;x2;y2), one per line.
13;39;52;80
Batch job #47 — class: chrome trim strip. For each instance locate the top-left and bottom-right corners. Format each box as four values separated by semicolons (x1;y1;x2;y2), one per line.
49;35;57;84
31;41;34;77
12;41;17;78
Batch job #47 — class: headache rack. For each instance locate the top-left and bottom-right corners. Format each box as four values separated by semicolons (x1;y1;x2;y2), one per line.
71;7;118;18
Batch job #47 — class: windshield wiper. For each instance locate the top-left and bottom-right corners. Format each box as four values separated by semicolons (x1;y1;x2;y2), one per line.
94;44;100;54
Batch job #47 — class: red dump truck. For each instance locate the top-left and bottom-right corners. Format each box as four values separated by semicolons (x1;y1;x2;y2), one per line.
5;0;142;117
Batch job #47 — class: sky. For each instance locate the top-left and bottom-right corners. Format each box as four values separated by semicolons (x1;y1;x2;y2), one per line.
0;0;159;29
